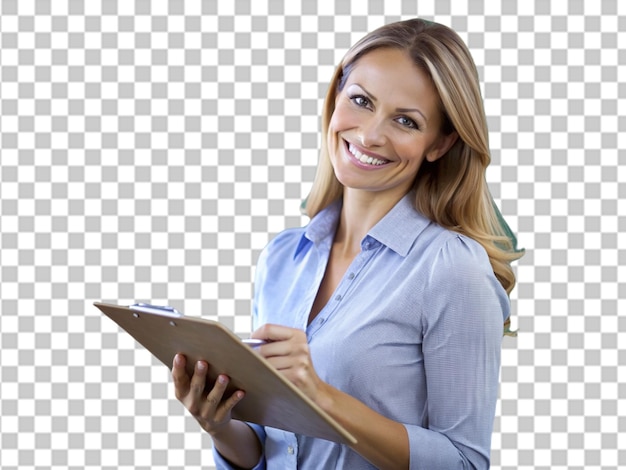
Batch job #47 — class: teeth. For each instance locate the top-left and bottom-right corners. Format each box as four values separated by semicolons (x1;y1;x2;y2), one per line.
348;143;388;166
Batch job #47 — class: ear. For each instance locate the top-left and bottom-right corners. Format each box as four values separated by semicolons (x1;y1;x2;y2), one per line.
426;131;458;162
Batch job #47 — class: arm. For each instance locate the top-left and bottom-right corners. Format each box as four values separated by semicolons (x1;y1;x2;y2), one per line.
317;382;410;469
407;235;508;468
211;422;263;469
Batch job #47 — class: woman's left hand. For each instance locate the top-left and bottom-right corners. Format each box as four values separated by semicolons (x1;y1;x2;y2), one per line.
250;324;329;406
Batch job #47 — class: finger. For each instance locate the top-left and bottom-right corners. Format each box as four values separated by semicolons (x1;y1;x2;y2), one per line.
188;360;209;397
251;323;297;342
172;354;191;397
257;335;310;359
264;355;299;371
257;339;293;358
214;390;246;422
205;374;230;411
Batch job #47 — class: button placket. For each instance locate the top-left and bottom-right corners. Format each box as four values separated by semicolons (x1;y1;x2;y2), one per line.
307;247;374;339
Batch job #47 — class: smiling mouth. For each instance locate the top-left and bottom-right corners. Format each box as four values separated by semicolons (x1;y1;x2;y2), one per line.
346;141;390;166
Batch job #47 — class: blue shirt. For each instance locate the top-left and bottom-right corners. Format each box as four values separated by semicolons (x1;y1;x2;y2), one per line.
214;193;509;469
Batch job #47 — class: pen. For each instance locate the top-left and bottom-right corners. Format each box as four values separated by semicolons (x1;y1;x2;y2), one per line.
242;338;267;348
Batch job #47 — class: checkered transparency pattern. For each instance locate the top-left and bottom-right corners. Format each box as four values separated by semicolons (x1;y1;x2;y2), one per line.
0;0;624;469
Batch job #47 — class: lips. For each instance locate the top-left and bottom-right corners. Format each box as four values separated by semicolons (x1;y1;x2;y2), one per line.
345;141;390;166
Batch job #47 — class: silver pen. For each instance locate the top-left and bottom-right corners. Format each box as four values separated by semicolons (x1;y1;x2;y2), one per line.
242;338;267;348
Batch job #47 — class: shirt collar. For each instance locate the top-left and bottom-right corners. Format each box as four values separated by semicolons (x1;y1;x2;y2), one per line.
295;192;431;258
368;192;431;257
294;200;342;258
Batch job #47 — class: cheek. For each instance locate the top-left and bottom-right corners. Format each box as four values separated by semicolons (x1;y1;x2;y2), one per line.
328;105;350;157
398;141;426;163
329;101;358;134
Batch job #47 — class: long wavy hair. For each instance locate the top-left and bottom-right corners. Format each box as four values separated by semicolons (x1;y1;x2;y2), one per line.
305;19;523;322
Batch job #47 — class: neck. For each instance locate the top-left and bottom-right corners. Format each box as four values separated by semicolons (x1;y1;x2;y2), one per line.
334;189;405;256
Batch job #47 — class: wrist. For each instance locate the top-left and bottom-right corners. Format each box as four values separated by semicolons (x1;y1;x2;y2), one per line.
206;420;234;439
314;381;336;414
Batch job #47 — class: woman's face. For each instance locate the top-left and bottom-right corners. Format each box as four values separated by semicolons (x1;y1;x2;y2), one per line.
328;47;457;202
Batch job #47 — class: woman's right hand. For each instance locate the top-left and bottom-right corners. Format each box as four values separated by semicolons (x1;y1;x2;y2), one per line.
171;353;246;436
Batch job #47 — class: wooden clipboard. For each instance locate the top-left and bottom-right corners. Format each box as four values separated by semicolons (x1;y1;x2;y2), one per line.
94;302;356;445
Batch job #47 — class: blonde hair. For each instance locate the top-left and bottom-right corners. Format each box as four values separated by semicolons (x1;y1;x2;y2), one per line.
305;19;523;319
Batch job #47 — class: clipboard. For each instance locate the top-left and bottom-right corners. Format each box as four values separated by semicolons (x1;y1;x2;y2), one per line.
94;302;356;445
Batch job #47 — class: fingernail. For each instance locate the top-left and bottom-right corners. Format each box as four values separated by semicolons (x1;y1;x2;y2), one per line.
218;375;227;384
197;361;206;371
235;391;244;400
174;354;183;366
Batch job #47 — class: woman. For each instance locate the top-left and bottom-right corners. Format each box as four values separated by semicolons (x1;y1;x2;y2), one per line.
173;18;522;469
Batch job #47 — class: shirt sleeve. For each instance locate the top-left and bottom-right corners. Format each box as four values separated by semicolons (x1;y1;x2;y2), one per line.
405;234;509;469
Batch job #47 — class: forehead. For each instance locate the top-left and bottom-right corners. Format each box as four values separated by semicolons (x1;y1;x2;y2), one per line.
344;48;440;111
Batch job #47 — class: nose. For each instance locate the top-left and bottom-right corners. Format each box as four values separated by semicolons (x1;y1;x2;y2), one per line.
358;116;386;148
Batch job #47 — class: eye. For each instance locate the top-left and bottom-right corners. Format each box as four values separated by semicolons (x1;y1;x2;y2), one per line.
396;116;419;130
350;95;371;108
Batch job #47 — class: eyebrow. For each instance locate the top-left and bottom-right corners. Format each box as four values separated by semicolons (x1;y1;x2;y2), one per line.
356;84;428;122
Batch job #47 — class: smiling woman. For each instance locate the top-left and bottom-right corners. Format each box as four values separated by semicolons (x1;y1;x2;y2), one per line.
172;18;523;470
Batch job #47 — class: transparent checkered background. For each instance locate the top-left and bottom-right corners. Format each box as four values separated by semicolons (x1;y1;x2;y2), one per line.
0;0;624;468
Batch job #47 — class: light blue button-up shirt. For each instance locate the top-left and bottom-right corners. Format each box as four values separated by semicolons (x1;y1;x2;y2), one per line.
214;193;509;469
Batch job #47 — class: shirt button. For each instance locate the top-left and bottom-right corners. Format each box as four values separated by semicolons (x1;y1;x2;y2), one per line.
335;294;342;301
348;272;355;280
287;445;294;454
